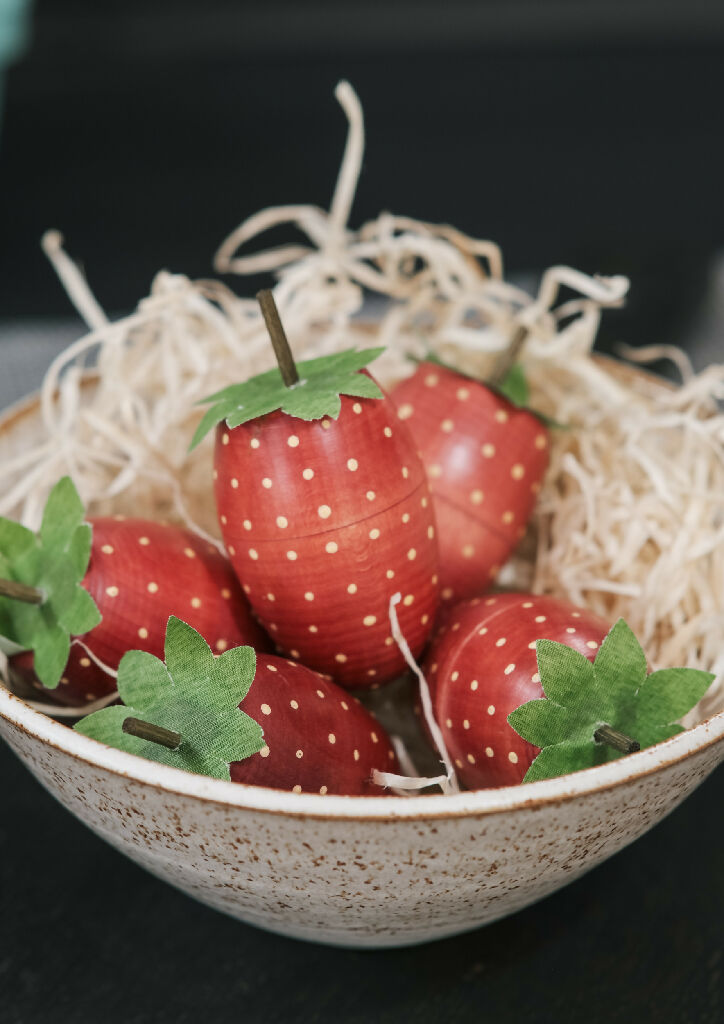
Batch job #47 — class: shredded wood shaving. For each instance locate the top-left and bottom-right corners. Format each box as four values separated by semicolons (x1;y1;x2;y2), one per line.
1;81;723;723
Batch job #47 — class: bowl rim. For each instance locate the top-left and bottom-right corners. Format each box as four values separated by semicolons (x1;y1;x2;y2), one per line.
2;381;723;822
2;683;723;822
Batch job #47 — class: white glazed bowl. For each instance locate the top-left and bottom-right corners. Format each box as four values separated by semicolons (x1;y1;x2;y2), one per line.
2;391;724;949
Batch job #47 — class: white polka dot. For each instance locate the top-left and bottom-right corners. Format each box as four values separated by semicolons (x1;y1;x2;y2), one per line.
262;477;272;489
321;419;332;430
266;593;275;602
222;433;229;445
502;511;515;525
216;639;228;652
276;516;288;528
353;749;360;761
470;490;484;505
485;746;494;758
442;587;454;600
290;699;299;709
467;753;476;764
79;657;91;667
147;582;158;594
383;427;392;439
221;588;231;599
287;434;299;447
259;745;270;758
421;496;429;508
352;403;362;414
402;512;411;524
401;466;409;479
308;625;318;633
522;601;534;608
532;672;541;683
370;731;379;743
286;550;297;560
451;670;459;682
328;733;336;744
260;703;271;715
302;468;314;480
363;615;377;627
495;637;506;647
470;679;479;691
403;594;414;606
347;583;357;594
138;627;148;639
482;443;495;458
220;515;228;525
485;597;497;606
325;541;338;553
347;458;358;471
495;409;509;423
441;419;454;433
508;751;519;764
586;640;599;649
566;626;576;634
463;719;470;730
231;478;239;489
369;528;380;540
511;463;525;480
457;387;470;400
292;785;302;794
296;749;303;758
248;549;258;560
407;548;417;560
318;504;332;519
504;663;515;675
535;615;547;623
101;544;114;555
335;654;347;664
535;433;548;449
304;591;314;601
386;569;395;579
429;464;442;478
488;705;496;715
462;544;475;558
421;614;429;625
191;596;202;609
105;585;119;597
250;438;260;449
319;785;328;795
528;641;537;650
228;545;236;556
366;490;376;501
242;519;252;531
572;611;582;618
139;537;150;546
478;627;488;635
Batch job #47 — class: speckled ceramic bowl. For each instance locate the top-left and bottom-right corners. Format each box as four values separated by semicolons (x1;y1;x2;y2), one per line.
1;391;724;948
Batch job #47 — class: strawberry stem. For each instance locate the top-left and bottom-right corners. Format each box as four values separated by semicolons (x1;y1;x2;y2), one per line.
0;578;45;605
593;724;640;755
122;716;182;750
257;289;300;388
489;323;529;387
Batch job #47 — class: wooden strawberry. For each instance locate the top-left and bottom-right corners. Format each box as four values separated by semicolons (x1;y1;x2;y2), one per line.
423;593;713;789
0;478;269;706
76;617;399;794
191;291;440;688
391;360;550;603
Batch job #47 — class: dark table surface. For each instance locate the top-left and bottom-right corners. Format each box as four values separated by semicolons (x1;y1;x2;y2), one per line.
1;339;723;1024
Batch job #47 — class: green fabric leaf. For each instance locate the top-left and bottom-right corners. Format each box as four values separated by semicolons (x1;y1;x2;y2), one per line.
0;477;100;688
497;364;529;407
75;617;265;780
190;347;385;449
508;617;715;783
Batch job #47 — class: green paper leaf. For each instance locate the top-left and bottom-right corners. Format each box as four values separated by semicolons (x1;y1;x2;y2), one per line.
508;617;715;783
0;477;100;688
75;617;265;780
190;347;385;449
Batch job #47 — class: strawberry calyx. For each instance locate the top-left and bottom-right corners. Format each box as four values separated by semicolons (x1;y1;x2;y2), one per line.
190;290;385;450
75;617;265;780
508;618;714;783
0;477;101;687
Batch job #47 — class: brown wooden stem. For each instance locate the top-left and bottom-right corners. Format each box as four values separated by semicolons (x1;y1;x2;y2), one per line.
256;289;300;387
0;578;45;605
594;724;640;755
122;717;182;750
488;323;530;388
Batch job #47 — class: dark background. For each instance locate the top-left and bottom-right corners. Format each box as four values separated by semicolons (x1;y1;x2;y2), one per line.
3;1;724;353
2;4;724;1021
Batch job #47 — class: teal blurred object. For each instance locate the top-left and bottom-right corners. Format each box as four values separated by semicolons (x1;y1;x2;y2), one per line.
0;0;32;137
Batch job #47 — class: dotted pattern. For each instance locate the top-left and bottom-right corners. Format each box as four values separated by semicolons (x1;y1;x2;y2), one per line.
214;388;440;688
229;654;398;794
423;593;611;789
40;519;270;709
392;361;550;603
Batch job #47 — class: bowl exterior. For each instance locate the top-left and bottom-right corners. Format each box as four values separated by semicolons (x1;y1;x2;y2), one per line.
2;712;721;948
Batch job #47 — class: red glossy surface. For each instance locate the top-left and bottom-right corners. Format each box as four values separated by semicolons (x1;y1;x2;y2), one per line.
423;592;611;788
215;380;440;688
230;654;398;795
391;362;550;603
17;519;270;707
